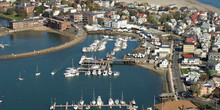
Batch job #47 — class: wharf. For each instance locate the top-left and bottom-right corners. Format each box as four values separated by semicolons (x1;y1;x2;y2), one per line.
51;101;136;110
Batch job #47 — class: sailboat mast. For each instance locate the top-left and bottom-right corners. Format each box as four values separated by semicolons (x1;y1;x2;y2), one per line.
110;83;112;98
81;89;83;100
72;58;74;68
122;91;124;101
36;66;38;73
93;88;95;99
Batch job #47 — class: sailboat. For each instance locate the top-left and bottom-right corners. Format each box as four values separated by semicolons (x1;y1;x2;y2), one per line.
35;66;41;76
18;72;24;81
79;90;84;105
120;91;126;105
92;88;96;105
108;84;114;105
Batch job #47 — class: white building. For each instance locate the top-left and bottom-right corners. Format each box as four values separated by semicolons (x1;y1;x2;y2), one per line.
154;47;171;55
104;20;127;28
159;59;169;68
94;0;115;8
185;71;200;84
207;59;220;73
182;57;201;65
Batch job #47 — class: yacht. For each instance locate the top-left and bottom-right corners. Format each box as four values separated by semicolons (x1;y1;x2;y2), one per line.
35;66;41;76
92;70;97;76
97;45;105;51
97;69;102;75
113;71;120;77
113;47;121;52
103;35;109;38
75;72;79;76
131;99;136;105
103;70;108;76
111;51;115;56
97;96;103;106
64;73;75;77
85;71;91;76
18;72;24;81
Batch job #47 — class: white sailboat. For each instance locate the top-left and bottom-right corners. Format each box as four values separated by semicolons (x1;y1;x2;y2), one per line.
18;72;24;81
35;66;41;76
79;90;84;105
92;69;97;76
85;71;91;76
97;69;102;75
120;91;126;105
97;96;103;106
103;70;108;76
92;88;96;105
108;84;114;105
113;71;120;77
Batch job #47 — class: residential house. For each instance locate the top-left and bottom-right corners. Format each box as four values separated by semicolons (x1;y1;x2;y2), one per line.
190;14;199;24
208;52;220;61
16;3;35;13
93;0;115;8
182;57;201;65
198;33;211;42
183;43;195;53
207;59;220;73
0;1;10;8
212;76;220;88
159;59;169;68
200;80;216;96
186;38;197;45
185;71;200;85
137;18;147;24
201;22;215;32
201;41;210;52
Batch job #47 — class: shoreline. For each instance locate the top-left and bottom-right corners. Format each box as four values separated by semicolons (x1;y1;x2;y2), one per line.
119;0;220;14
136;64;169;93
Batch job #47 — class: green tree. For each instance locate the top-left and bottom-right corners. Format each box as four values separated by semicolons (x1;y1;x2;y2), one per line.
147;15;157;24
128;10;138;16
86;3;101;11
6;8;14;15
165;7;171;11
34;5;46;16
52;6;57;11
97;18;104;25
190;84;201;96
42;12;49;17
164;24;171;32
17;9;27;19
61;0;68;5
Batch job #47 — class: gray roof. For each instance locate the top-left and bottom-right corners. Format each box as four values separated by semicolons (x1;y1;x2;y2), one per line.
9;18;43;23
208;52;220;59
208;59;219;66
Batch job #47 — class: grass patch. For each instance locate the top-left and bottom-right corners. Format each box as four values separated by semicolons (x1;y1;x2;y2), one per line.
191;100;216;110
182;68;190;74
0;13;20;20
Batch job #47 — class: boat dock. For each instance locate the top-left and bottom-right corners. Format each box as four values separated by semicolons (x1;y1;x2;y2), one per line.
50;101;136;110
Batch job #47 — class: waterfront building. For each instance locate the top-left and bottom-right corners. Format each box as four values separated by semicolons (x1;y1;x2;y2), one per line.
70;12;97;24
104;19;127;28
47;18;71;31
9;18;44;30
70;13;83;22
0;1;10;8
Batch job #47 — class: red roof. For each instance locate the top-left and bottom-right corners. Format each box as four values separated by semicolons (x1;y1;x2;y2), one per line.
186;38;197;43
190;14;198;24
138;13;147;18
184;54;193;58
210;32;218;36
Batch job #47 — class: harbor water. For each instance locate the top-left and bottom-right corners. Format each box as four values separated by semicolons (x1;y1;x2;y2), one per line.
198;0;220;9
0;21;163;110
0;19;9;27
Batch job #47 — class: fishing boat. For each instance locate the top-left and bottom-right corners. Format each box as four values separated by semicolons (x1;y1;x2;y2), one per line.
92;70;97;76
35;66;41;76
97;69;102;75
113;71;120;77
18;72;24;81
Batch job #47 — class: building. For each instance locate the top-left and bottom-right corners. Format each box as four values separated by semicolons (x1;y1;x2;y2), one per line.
183;44;195;53
92;0;115;8
154;100;198;110
9;18;44;30
208;52;220;61
159;59;169;68
212;76;220;88
16;3;35;13
154;47;171;55
200;80;216;96
186;38;197;45
104;19;127;28
182;57;201;65
70;13;83;22
0;1;10;8
207;59;220;73
47;18;71;31
83;13;98;24
185;71;200;85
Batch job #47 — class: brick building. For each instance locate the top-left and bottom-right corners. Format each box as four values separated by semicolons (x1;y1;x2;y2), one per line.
47;18;71;31
70;13;83;22
9;18;44;30
70;12;97;24
16;3;35;13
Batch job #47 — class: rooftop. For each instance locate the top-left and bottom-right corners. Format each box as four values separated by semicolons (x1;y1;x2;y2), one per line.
154;100;198;110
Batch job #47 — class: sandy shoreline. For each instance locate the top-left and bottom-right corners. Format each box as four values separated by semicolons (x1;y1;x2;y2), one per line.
119;0;220;14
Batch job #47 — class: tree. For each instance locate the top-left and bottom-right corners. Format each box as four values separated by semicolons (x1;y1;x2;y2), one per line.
42;12;49;17
190;84;201;96
34;5;46;16
128;9;138;16
97;18;104;25
52;6;57;11
164;24;171;32
17;9;27;19
6;8;14;15
147;15;157;24
86;3;101;11
165;7;171;11
61;0;68;5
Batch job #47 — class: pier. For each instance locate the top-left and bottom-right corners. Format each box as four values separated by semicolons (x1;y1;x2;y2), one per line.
50;101;137;110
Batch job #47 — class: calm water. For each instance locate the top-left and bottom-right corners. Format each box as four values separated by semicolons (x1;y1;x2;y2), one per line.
0;31;70;55
0;19;9;27
0;33;164;110
198;0;220;9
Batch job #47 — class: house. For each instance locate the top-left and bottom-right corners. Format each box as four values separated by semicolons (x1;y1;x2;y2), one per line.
198;33;211;42
0;1;10;8
201;22;215;32
159;59;169;68
59;6;74;13
186;38;197;45
200;80;216;96
93;0;115;8
208;52;220;61
212;76;220;88
182;57;201;65
190;14;199;24
201;41;210;52
185;71;200;85
137;18;147;24
154;100;198;110
207;59;220;73
183;44;195;53
16;3;35;13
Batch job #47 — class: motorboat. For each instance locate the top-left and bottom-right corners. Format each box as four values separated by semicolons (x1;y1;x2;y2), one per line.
49;105;53;109
91;65;99;69
18;72;24;81
73;105;78;110
64;73;75;77
79;99;84;105
75;72;79;76
111;51;115;56
113;71;120;77
131;99;136;105
103;70;108;76
103;35;109;38
97;69;102;75
35;66;41;76
113;47;121;52
92;70;97;76
108;70;112;75
51;72;55;76
115;99;119;105
85;71;91;76
97;45;105;51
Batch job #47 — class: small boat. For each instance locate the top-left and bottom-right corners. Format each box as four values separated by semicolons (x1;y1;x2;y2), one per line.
108;70;112;75
113;71;120;77
85;71;91;76
64;73;75;77
51;72;55;76
18;72;24;81
75;72;79;76
91;65;99;69
108;84;114;105
113;47;121;52
103;70;108;76
86;105;90;109
35;66;41;76
73;105;78;110
79;90;84;105
97;69;102;75
0;100;2;103
131;99;136;105
115;99;119;105
103;35;109;38
92;88;96;105
111;51;115;56
49;105;53;110
92;70;97;76
120;91;126;105
97;96;103;106
0;44;4;48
